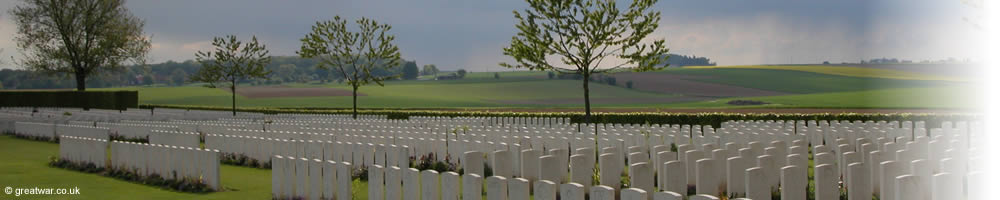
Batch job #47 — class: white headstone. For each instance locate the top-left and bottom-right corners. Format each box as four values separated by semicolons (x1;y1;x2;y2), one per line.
539;155;560;183
726;156;748;197
337;162;352;200
653;191;684;200
690;194;720;200
520;149;540;182
590;185;616;200
621;188;648;200
560;183;585;200
780;165;806;200
493;150;513;178
896;175;924;200
630;162;654;200
932;172;959;200
465;151;485;176
534;180;557;200
403;168;419;200
421;170;440;200
745;167;770;200
441;171;460;200
814;164;838;200
463;174;483;200
310;159;325;200
569;154;593;193
508;178;530;200
599;153;622;190
661;160;686;195
695;159;720;196
486;176;508;200
847;162;871;200
385;166;401;200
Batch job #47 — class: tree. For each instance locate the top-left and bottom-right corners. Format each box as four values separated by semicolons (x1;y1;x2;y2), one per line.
402;61;419;80
456;69;467;78
169;68;187;86
421;64;439;76
276;64;297;83
548;71;555;79
10;0;151;91
501;0;669;123
190;35;272;116
298;16;402;119
494;72;500;79
141;73;153;85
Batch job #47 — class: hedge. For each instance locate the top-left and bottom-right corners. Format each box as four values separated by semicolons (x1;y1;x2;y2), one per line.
0;91;138;110
140;104;980;127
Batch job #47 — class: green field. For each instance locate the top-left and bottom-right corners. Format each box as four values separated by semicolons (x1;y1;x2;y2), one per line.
656;68;958;94
663;86;977;109
93;65;976;110
684;65;963;81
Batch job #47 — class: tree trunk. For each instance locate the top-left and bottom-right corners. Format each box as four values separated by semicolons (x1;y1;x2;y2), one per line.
75;72;87;91
75;72;90;110
352;85;359;119
231;80;237;116
583;73;591;124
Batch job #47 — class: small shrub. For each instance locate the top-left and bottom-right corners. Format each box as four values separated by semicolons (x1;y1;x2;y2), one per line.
353;166;369;181
727;100;770;106
626;80;634;89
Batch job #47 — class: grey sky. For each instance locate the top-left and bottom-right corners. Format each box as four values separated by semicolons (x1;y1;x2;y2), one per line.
0;0;982;71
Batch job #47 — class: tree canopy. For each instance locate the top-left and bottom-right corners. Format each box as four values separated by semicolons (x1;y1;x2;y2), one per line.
10;0;151;91
298;16;402;119
402;61;419;80
190;35;272;116
501;0;670;122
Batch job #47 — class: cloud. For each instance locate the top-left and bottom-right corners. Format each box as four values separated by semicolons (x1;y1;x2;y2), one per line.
0;0;982;70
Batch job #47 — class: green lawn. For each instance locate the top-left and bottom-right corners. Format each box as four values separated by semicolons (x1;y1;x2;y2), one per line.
657;68;961;94
0;135;368;200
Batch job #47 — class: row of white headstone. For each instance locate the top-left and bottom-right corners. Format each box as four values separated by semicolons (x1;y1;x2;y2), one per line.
58;135;108;168
13;122;56;140
207;134;414;170
56;124;110;140
362;164;743;200
98;122;180;139
270;155;353;200
149;130;200;148
109;141;222;190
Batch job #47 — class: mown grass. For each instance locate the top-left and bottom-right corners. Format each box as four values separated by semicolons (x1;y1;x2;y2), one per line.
0;135;369;200
683;65;964;81
90;68;973;109
657;68;961;94
662;86;978;109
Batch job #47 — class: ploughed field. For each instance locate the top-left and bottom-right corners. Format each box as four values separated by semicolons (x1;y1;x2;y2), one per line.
94;65;977;111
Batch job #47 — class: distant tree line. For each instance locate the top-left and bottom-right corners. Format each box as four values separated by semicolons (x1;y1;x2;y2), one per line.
663;54;715;67
0;56;436;89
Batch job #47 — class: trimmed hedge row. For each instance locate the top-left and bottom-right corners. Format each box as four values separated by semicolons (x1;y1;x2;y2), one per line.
141;104;980;127
0;91;138;110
